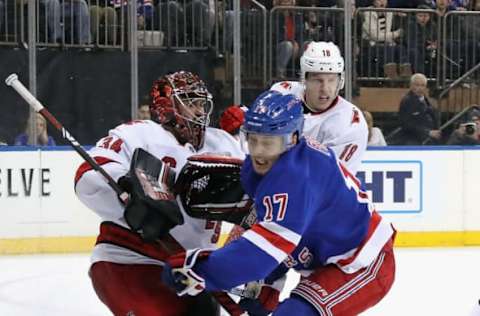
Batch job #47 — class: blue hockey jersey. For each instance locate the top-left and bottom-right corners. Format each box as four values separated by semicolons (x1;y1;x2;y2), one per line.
195;137;395;291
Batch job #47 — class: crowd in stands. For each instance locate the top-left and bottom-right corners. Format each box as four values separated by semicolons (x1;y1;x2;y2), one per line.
1;0;480;147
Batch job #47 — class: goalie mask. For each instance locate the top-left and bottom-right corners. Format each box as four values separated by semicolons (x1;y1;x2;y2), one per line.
150;71;213;150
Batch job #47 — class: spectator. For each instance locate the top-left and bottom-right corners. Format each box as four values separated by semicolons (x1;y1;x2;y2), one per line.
14;113;56;146
61;0;91;45
41;0;62;42
364;110;387;145
398;73;441;144
405;6;437;76
185;0;216;46
361;0;411;79
156;0;184;46
90;0;118;44
136;102;151;120
446;108;480;145
112;0;156;48
435;0;476;77
219;105;245;140
272;0;304;79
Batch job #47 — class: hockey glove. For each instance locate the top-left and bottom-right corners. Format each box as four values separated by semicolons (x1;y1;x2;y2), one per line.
238;280;282;316
119;148;184;242
162;248;212;296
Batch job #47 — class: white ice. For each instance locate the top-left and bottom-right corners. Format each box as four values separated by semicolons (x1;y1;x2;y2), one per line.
0;247;479;315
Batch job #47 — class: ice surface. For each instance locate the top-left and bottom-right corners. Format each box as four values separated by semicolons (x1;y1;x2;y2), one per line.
0;247;478;315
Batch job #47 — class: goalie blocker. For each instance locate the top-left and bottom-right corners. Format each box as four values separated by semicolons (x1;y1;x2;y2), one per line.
175;155;257;229
119;148;184;242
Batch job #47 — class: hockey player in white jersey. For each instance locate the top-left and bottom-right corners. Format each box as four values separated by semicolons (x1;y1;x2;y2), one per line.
271;41;368;173
74;71;245;316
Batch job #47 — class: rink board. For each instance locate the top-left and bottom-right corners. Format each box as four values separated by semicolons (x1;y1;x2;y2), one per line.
0;146;479;254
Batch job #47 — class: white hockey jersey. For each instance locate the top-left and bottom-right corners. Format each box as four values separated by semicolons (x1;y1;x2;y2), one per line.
270;81;368;173
74;120;245;266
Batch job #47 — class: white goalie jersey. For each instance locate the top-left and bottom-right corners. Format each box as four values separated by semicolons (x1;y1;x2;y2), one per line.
270;81;368;174
74;120;244;265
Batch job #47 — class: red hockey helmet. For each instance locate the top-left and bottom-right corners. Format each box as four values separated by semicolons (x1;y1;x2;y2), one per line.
150;71;213;150
219;105;245;135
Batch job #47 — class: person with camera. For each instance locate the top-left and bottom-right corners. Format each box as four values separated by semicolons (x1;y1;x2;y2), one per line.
446;109;480;145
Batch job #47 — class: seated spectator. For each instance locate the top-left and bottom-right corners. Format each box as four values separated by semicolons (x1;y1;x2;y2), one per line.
398;73;441;144
61;0;91;45
363;110;387;145
446;108;480;145
137;104;151;120
14;114;56;146
90;0;118;45
272;0;304;79
405;6;437;76
157;0;215;47
219;104;245;141
435;0;477;77
361;0;411;79
112;0;156;48
41;0;62;43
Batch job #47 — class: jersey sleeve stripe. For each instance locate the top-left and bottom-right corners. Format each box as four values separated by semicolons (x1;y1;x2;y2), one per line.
257;222;302;245
242;229;290;263
74;156;119;184
241;222;300;263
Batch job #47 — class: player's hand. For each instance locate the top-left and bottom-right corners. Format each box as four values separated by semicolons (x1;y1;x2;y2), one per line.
238;281;281;316
162;248;212;297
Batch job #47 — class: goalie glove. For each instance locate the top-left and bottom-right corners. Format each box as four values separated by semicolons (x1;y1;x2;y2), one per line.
119;148;184;242
174;155;256;228
162;248;212;297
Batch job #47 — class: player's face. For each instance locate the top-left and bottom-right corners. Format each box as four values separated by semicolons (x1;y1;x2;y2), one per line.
304;73;339;111
247;133;285;175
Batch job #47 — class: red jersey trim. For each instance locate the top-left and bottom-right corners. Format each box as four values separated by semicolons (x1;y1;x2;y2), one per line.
251;223;297;255
74;156;118;184
96;221;184;261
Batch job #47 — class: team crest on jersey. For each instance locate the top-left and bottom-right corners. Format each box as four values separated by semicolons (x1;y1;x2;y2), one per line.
305;137;330;155
351;108;360;124
280;81;292;90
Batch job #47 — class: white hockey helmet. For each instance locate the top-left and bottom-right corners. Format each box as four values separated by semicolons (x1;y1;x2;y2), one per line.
300;41;345;90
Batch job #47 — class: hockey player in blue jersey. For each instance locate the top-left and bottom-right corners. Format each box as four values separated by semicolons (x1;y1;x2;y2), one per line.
163;91;396;315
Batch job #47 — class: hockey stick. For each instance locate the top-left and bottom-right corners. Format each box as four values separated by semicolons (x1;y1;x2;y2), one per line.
5;74;129;204
5;73;249;315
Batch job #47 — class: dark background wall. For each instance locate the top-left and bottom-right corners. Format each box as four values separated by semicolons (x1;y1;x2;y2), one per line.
0;48;216;145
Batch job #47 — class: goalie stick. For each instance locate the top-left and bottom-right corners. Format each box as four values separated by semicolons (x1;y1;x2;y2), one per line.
5;73;249;315
5;74;129;204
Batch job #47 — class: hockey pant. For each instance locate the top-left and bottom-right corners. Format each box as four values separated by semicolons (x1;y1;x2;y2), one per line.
274;237;395;316
90;261;219;316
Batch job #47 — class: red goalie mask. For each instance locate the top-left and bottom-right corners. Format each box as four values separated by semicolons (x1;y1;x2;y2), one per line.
150;71;213;150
